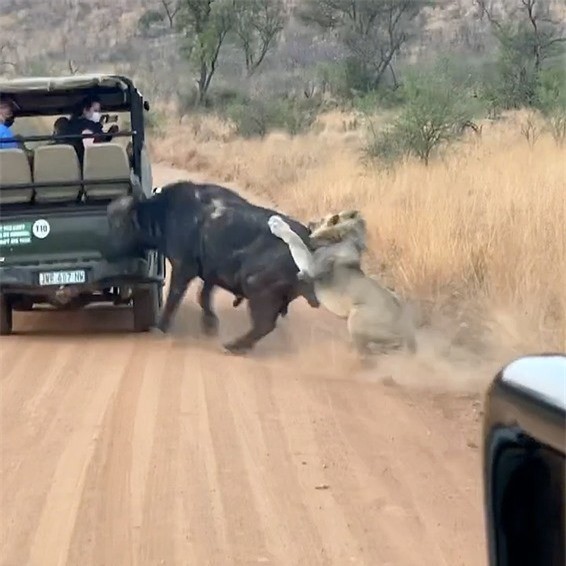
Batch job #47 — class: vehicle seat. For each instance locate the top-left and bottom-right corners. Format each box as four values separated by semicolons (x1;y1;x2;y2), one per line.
33;144;82;203
0;149;34;204
83;143;131;200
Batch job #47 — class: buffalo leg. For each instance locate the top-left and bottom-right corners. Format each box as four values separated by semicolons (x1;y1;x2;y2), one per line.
198;280;219;336
157;262;196;333
232;295;287;318
223;296;280;354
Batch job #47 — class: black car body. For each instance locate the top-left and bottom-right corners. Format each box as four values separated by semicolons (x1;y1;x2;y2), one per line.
483;353;565;566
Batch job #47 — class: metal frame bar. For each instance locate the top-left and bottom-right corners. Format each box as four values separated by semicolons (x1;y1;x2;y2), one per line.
1;130;136;144
0;177;132;192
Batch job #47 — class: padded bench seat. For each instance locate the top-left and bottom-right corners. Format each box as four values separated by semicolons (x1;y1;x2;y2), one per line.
0;148;34;204
83;143;131;200
33;144;82;203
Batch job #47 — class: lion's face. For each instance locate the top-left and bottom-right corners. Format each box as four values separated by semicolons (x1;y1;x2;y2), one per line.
308;210;364;244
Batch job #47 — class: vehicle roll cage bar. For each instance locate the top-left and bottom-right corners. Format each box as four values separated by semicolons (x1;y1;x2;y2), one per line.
0;131;137;195
1;74;150;181
2;131;136;144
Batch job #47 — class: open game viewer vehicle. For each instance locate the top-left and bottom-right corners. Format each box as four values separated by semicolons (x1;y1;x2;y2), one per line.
0;74;166;334
482;353;565;566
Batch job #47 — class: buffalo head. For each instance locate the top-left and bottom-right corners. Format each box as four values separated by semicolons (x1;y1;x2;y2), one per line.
106;195;141;258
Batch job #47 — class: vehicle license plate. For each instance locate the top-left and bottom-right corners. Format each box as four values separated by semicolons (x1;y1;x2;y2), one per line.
39;270;86;286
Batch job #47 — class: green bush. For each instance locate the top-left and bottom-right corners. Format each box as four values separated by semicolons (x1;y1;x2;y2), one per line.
353;87;406;114
225;96;321;138
364;63;481;166
145;108;167;137
137;9;164;37
535;67;566;146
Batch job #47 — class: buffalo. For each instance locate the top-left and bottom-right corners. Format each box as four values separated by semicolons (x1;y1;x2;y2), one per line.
107;181;319;353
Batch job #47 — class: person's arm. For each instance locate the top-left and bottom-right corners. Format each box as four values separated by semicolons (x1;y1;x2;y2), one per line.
82;128;95;147
94;123;119;143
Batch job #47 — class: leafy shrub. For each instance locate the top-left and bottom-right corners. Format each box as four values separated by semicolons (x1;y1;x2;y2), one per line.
364;63;481;165
137;9;165;37
535;67;566;146
225;96;321;138
145;108;167;137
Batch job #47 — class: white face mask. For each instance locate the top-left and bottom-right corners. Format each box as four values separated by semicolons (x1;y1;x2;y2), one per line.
90;111;101;123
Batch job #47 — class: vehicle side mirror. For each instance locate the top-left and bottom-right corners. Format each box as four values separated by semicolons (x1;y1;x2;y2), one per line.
483;354;565;566
143;100;150;111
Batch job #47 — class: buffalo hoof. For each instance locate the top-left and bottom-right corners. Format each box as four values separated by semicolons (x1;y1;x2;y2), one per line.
222;341;252;356
201;314;219;337
155;317;171;334
150;326;167;338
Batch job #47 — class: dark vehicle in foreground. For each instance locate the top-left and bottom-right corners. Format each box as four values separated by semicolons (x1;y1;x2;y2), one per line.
0;74;165;334
483;353;565;566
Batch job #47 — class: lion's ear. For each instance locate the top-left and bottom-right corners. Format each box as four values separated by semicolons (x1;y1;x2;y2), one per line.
345;210;360;219
328;214;340;226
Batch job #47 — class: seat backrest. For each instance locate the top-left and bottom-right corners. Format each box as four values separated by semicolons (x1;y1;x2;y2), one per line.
0;149;33;205
83;143;131;200
33;144;81;203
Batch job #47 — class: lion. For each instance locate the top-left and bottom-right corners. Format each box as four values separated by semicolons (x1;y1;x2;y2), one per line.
268;210;417;356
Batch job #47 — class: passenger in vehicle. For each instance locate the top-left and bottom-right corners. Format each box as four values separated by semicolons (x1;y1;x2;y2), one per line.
0;98;19;149
47;116;70;145
66;95;119;163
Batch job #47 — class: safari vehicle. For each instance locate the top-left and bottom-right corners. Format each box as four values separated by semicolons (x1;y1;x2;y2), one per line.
0;74;165;334
483;353;565;566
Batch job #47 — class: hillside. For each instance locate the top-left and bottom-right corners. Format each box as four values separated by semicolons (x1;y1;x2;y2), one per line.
3;0;562;95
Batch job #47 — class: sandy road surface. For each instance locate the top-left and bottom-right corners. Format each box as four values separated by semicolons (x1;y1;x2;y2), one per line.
1;165;487;566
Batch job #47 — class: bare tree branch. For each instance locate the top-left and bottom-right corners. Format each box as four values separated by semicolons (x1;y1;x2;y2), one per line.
177;0;235;103
297;0;429;90
68;59;80;75
0;43;16;69
233;0;287;76
160;0;180;28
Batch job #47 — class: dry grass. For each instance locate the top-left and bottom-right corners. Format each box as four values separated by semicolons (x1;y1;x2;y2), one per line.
150;111;565;355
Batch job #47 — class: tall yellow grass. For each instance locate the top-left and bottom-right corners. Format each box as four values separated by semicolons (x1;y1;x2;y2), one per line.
151;111;565;353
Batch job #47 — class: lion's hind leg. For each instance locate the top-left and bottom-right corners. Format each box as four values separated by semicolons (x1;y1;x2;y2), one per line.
347;305;403;357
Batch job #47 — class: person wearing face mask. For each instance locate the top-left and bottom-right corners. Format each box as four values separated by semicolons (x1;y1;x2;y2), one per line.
66;95;119;164
0;98;19;149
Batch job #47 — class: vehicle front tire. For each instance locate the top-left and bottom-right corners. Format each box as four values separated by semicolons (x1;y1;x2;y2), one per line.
132;284;161;332
0;294;14;335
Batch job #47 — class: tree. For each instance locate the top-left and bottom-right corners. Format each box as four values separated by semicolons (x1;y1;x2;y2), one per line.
475;0;566;108
0;43;17;71
176;0;235;103
138;9;165;36
535;67;566;146
297;0;430;92
365;62;477;165
160;0;181;28
232;0;287;76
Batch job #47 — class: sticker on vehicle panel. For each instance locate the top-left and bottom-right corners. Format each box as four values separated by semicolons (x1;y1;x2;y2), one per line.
32;219;51;239
0;222;32;246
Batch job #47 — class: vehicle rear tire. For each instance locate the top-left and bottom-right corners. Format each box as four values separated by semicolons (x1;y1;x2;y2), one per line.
0;294;14;335
132;284;161;332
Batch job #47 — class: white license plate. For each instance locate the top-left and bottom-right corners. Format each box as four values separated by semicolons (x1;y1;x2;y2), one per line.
39;270;86;286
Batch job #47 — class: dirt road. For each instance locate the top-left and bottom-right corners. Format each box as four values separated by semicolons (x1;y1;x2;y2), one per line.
1;165;487;566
